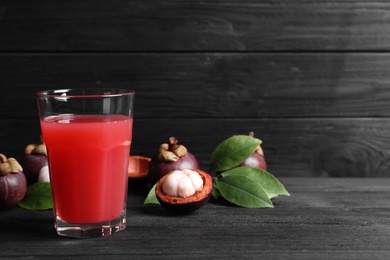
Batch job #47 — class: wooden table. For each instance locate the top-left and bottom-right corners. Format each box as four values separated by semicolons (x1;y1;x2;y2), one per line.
1;178;390;259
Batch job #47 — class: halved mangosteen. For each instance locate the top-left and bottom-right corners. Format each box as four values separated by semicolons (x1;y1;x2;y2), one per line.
128;155;151;188
155;169;212;214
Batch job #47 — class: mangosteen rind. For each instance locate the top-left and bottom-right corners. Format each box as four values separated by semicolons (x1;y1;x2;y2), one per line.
155;169;213;214
0;172;27;210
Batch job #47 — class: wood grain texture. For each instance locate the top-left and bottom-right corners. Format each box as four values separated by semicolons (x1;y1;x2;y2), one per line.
1;0;390;179
0;178;390;259
1;1;390;51
2;118;390;177
2;53;390;119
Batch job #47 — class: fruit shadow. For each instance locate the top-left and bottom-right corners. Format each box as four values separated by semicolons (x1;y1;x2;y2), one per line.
140;204;179;216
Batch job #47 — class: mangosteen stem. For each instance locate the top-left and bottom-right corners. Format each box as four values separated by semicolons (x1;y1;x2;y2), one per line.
168;137;187;157
0;154;23;175
0;154;7;164
168;137;178;151
0;154;11;175
158;150;179;162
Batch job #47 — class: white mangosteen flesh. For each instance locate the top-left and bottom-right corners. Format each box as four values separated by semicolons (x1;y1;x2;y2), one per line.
162;169;203;198
38;166;50;182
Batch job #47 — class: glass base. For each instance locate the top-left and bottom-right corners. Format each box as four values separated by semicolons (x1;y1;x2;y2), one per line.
54;210;126;238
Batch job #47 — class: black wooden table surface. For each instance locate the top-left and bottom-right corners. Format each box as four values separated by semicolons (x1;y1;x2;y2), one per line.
1;177;390;259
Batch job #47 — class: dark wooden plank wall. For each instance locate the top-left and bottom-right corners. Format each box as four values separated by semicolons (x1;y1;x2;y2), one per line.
1;1;390;177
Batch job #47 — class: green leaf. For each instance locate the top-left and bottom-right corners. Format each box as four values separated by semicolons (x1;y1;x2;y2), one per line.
18;182;53;210
143;183;160;205
216;175;273;208
210;135;262;172
221;166;290;199
212;181;221;200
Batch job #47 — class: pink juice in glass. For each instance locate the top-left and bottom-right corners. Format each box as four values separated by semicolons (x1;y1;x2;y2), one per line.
40;114;132;224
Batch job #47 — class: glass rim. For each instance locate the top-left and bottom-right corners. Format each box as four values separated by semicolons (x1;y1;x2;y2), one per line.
36;88;135;98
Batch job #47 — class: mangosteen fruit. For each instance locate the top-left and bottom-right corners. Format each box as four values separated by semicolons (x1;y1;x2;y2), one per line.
239;132;267;171
148;137;199;185
0;153;27;210
20;143;48;186
38;165;50;183
155;169;212;214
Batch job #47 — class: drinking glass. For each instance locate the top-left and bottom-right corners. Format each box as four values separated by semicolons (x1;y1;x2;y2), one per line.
36;89;135;238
